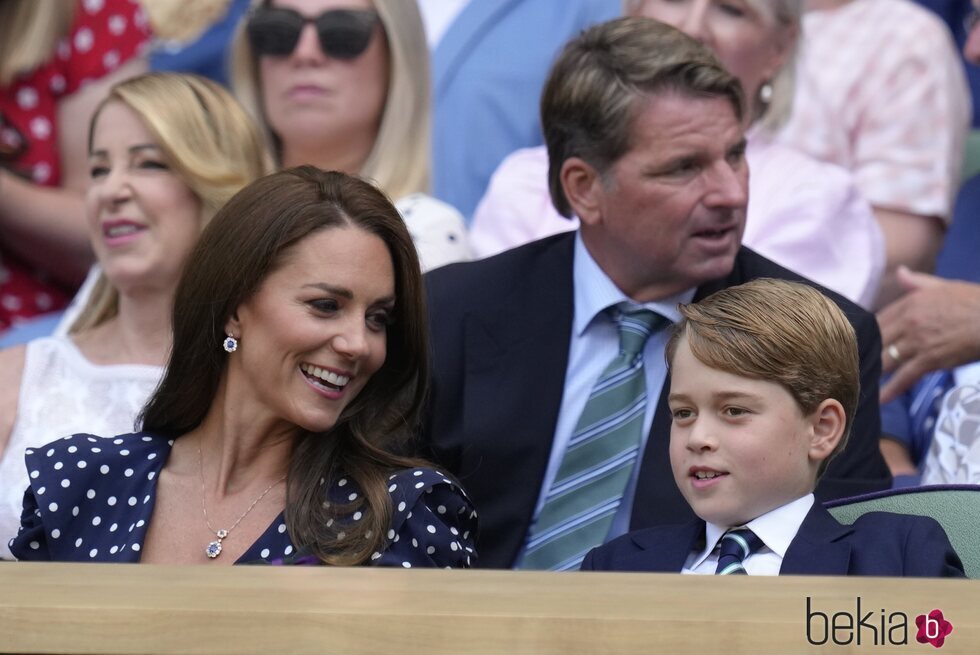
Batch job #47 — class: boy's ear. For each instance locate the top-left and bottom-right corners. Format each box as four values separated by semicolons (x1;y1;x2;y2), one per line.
808;398;846;463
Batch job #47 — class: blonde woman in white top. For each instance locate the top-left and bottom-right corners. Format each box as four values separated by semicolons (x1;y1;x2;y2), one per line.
0;73;271;557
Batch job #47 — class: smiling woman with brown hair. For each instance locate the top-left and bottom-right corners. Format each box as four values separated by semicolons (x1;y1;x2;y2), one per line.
8;167;477;567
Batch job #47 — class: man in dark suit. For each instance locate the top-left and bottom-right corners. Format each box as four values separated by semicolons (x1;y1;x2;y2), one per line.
423;18;891;570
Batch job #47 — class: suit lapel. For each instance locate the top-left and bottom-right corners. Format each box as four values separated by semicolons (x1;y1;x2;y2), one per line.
460;234;576;566
628;520;705;572
433;0;523;95
629;384;692;528
780;503;853;575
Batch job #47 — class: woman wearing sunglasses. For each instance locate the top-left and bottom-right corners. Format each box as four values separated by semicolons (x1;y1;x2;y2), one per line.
231;0;471;272
0;73;271;560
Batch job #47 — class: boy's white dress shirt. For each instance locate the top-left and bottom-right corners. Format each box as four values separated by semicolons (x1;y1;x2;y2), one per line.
682;494;815;575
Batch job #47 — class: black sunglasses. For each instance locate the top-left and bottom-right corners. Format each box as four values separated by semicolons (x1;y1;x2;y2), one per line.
247;7;380;60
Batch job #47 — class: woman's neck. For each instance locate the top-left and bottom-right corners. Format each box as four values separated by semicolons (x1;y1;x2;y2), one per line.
182;373;298;498
73;287;174;366
279;131;374;174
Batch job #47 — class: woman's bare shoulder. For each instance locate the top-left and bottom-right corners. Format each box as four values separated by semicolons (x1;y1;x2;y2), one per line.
0;344;28;400
0;344;28;451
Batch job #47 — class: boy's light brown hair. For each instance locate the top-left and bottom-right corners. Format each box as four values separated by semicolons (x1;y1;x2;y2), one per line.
664;278;859;477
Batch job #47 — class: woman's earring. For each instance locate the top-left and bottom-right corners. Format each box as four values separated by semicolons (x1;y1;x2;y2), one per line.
222;335;239;353
758;81;774;106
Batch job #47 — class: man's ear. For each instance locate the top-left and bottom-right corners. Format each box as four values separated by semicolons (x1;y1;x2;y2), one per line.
560;156;605;226
808;398;846;464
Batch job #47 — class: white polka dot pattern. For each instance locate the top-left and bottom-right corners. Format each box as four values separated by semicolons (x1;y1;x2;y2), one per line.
364;468;477;569
16;87;39;110
8;433;478;568
7;433;165;562
108;14;127;35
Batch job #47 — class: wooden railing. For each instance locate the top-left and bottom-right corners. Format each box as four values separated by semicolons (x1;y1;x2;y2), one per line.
0;563;977;653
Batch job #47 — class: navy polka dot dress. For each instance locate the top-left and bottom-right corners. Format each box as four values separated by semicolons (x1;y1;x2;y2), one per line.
8;432;478;567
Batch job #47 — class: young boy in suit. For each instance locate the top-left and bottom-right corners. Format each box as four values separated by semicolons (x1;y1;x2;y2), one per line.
581;279;964;577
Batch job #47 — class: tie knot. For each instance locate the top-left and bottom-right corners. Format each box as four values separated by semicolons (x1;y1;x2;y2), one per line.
715;528;764;575
613;304;665;357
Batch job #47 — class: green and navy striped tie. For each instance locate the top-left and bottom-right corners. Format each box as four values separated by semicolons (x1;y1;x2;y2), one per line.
715;528;764;575
520;304;667;571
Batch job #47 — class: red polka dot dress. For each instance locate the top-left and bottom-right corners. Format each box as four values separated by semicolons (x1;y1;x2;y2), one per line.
0;0;151;332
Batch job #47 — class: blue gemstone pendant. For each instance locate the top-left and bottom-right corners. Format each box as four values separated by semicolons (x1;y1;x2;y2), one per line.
206;529;228;559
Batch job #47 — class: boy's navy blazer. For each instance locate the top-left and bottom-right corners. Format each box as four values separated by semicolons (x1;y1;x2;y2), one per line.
580;503;965;577
423;232;892;568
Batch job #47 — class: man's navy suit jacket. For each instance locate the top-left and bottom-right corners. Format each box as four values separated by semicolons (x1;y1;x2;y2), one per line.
423;232;892;568
580;503;965;577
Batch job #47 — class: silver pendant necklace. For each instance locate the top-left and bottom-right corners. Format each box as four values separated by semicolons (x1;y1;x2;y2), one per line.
199;444;286;559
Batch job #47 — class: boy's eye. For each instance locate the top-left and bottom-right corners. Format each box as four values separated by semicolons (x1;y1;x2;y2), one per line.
89;165;109;178
671;408;693;421
723;406;749;417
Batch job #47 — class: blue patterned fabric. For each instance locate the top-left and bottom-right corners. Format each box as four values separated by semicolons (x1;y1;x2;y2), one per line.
882;370;955;469
7;432;477;567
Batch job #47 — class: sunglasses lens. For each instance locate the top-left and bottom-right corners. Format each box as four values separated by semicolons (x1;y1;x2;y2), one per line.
316;10;377;60
247;8;302;57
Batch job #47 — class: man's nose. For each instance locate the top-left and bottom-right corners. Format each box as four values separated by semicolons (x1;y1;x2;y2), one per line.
704;159;748;210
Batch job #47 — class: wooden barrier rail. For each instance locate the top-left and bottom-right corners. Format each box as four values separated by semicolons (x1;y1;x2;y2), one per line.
0;563;977;654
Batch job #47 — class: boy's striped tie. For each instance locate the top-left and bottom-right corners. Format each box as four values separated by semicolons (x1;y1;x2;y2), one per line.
715;528;765;575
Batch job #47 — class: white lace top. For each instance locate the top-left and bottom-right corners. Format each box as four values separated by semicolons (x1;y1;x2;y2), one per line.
0;336;162;559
